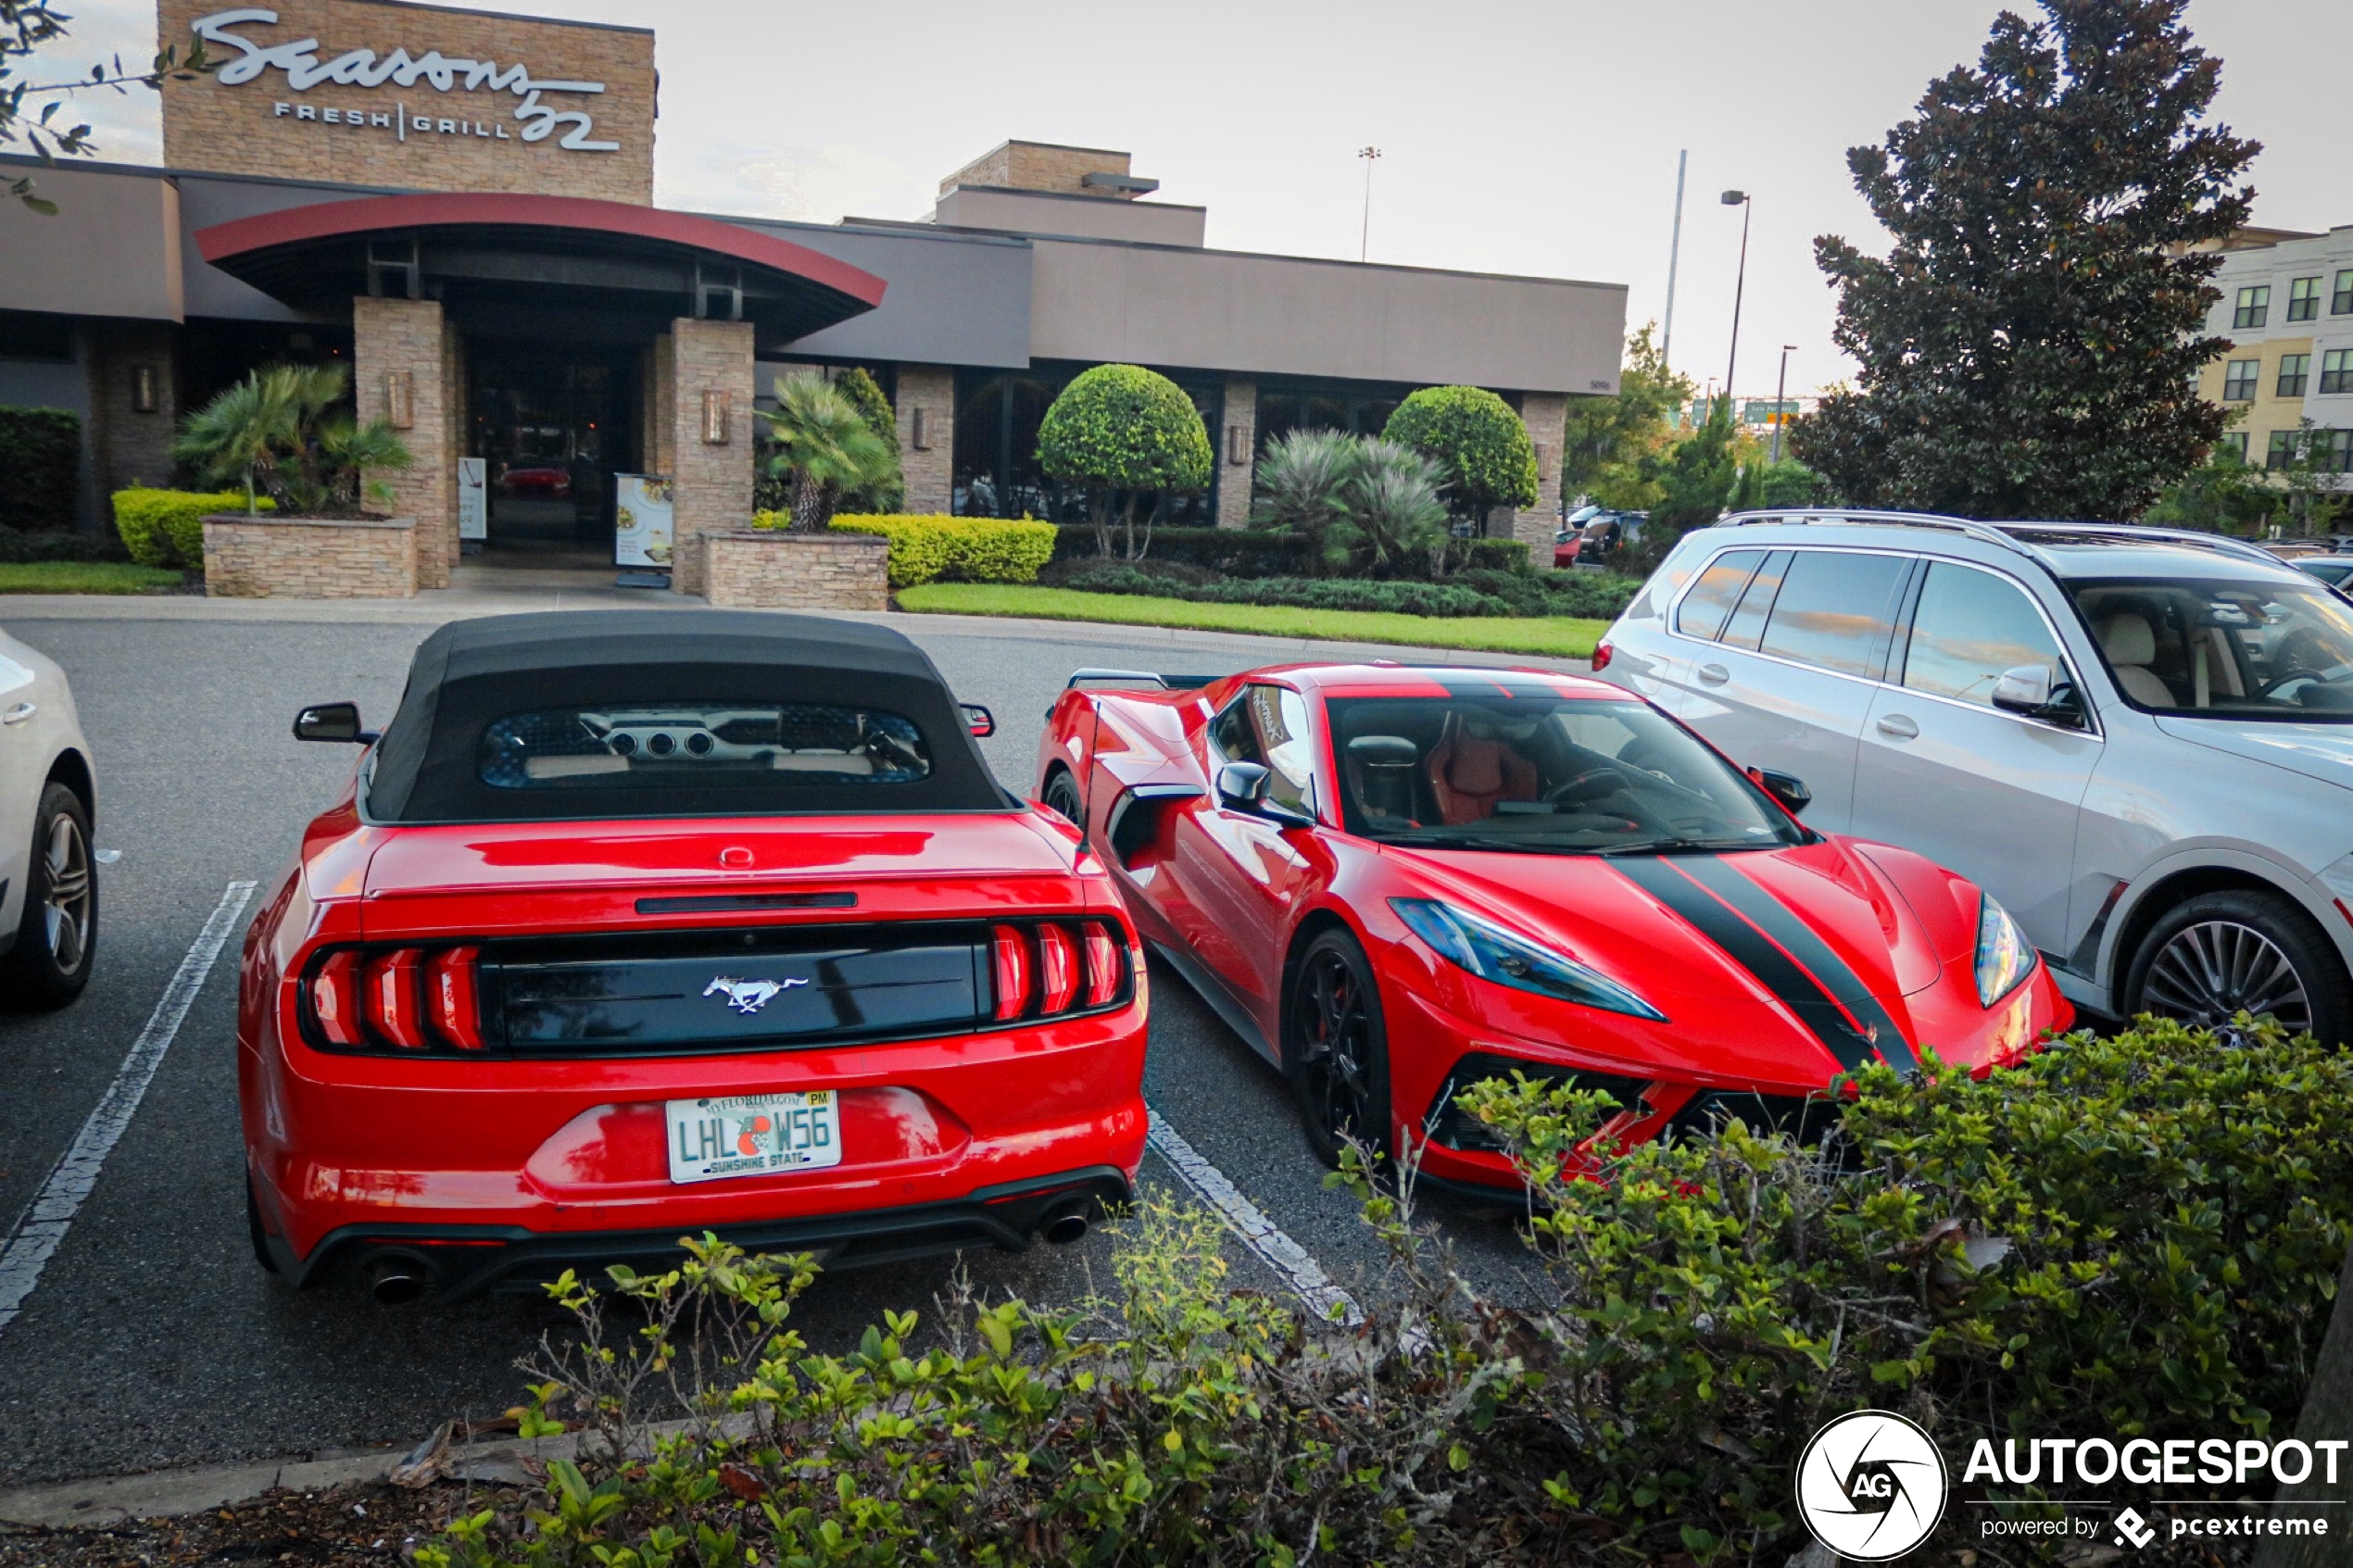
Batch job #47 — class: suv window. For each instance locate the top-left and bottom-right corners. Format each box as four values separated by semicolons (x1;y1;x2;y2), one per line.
1899;563;2069;708
1674;549;1765;640
1756;550;1911;678
1719;549;1793;649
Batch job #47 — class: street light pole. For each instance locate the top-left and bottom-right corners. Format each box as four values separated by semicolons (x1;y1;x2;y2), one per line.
1357;146;1382;263
1772;345;1795;463
1720;190;1751;424
1661;149;1688;365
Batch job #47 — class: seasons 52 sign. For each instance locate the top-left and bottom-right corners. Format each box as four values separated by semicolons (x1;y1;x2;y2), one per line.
190;8;618;152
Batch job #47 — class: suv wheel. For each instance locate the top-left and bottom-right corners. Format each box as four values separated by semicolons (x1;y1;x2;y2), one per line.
0;782;97;1010
2124;889;2351;1045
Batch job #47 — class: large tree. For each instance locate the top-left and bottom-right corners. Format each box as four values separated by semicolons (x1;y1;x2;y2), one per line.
1559;324;1694;512
1793;0;2257;521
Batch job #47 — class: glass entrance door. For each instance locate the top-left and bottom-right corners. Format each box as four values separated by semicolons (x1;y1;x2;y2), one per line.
467;341;639;552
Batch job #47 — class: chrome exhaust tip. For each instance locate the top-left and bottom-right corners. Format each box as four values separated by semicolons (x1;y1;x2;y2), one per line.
359;1249;436;1306
1040;1204;1090;1247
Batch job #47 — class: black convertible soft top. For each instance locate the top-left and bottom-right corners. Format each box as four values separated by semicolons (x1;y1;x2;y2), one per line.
366;610;1010;823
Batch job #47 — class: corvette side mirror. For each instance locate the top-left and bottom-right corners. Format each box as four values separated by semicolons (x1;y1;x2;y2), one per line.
962;703;995;738
1746;765;1811;816
1217;762;1315;826
295;701;377;745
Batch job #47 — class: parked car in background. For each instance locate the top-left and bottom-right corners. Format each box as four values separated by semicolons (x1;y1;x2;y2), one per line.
1555;510;1645;569
242;611;1145;1304
1036;660;2066;1193
1593;510;2353;1044
0;625;97;1009
2294;556;2353;591
497;463;573;496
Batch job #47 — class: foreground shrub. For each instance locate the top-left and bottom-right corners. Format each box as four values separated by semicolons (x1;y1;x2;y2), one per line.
435;1018;2353;1566
1049;523;1319;578
1038;364;1214;560
0;529;129;564
0;407;80;531
1384;385;1539;523
1050;559;1640;622
748;511;1055;588
113;487;273;568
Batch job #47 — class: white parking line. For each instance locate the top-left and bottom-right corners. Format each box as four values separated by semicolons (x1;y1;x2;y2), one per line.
0;881;258;1340
1145;1107;1363;1327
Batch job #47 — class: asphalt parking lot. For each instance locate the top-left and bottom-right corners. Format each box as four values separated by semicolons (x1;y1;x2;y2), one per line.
0;605;1558;1487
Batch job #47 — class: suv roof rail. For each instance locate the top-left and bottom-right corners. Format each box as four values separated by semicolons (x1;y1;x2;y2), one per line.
1985;521;2288;569
1712;508;2042;560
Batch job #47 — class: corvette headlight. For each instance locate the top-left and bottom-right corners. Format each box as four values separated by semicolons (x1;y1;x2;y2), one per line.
1974;894;2034;1007
1390;897;1667;1020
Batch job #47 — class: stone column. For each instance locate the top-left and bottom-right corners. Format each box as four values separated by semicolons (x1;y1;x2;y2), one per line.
1510;391;1569;550
894;364;954;515
1215;378;1257;529
441;320;466;570
353;295;453;590
666;317;756;596
86;321;179;504
645;332;676;481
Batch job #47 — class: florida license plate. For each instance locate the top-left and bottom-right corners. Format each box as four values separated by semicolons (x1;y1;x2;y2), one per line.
665;1091;842;1184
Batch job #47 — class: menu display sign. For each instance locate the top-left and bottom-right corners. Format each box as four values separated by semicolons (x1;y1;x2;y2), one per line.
457;457;486;543
613;473;673;571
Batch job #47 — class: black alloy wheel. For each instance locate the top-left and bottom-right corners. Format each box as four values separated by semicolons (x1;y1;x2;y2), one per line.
0;782;96;1010
2124;889;2350;1046
1287;929;1391;1168
1043;768;1086;834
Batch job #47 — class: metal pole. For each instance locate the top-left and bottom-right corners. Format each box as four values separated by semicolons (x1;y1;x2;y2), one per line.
1771;345;1793;463
1357;146;1381;263
1661;150;1687;365
1723;193;1751;420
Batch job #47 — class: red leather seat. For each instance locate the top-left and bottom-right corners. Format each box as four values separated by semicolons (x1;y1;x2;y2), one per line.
1426;714;1538;824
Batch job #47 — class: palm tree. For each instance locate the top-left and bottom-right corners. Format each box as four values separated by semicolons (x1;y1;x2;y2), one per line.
762;372;898;533
1249;428;1361;574
1341;439;1451;577
173;364;409;515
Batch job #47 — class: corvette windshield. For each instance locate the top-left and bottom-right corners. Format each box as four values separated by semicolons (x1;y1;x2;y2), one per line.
1325;696;1799;854
2066;577;2353;721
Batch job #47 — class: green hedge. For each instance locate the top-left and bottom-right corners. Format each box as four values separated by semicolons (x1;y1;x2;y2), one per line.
112;488;271;569
1442;536;1532;574
1052;559;1642;621
1048;524;1320;577
0;530;128;564
750;512;1056;588
431;1016;2348;1568
0;408;81;532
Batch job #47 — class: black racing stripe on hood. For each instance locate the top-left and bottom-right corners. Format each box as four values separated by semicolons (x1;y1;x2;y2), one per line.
1673;856;1919;1074
1611;858;1895;1075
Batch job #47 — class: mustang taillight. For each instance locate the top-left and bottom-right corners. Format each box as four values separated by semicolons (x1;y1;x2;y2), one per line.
992;924;1032;1022
305;945;484;1054
310;950;364;1047
993;920;1130;1022
426;947;484;1050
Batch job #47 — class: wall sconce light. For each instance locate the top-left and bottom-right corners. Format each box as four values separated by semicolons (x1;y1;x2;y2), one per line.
384;371;415;430
702;389;731;445
1227;425;1250;465
910;408;931;451
1533;442;1553;483
132;364;157;414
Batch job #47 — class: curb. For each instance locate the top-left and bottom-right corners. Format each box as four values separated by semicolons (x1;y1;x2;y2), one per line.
0;1437;544;1530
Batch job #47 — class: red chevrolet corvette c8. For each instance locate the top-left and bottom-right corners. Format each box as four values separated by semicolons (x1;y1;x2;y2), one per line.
1036;661;2067;1192
240;610;1144;1302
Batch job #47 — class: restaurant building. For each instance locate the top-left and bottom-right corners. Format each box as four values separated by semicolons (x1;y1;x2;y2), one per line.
0;0;1627;589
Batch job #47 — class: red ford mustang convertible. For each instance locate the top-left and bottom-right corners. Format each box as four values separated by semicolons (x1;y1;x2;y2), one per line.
241;611;1144;1303
1037;662;2067;1192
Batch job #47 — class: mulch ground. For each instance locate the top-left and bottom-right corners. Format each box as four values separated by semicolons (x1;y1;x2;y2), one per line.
0;1481;527;1567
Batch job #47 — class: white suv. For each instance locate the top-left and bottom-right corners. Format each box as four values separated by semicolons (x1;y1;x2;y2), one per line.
0;623;97;1009
1592;510;2353;1043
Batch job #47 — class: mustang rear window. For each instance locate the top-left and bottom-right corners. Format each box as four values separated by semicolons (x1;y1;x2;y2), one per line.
480;703;932;791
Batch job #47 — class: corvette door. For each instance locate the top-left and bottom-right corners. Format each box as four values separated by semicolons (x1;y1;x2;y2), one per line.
1166;684;1322;1028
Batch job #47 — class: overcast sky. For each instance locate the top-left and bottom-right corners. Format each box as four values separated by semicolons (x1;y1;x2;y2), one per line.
36;0;2345;399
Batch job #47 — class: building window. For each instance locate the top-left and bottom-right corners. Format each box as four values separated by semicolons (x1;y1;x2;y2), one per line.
2267;430;2297;470
2322;350;2353;396
2278;353;2311;398
2335;270;2353;315
1253;382;1411;451
2233;285;2271;331
2219;431;2249;462
2288;277;2322;322
2222;358;2260;401
2319;430;2353;474
951;365;1221;524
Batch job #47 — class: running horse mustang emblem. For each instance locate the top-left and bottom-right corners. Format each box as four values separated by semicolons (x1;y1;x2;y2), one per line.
703;976;804;1014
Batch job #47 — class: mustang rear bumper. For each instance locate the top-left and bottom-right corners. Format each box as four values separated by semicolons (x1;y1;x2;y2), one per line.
264;1165;1135;1301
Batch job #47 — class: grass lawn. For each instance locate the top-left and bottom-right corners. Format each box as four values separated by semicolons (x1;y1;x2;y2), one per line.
897;583;1607;659
0;561;185;595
